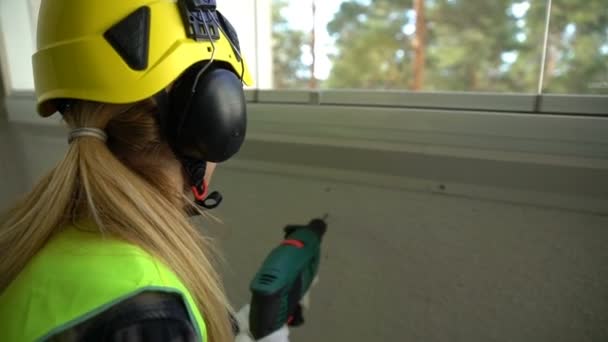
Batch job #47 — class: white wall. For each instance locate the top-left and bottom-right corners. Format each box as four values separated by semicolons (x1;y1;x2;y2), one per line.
0;0;36;91
27;0;40;34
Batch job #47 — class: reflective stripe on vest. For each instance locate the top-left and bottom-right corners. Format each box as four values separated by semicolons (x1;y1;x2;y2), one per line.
0;223;207;341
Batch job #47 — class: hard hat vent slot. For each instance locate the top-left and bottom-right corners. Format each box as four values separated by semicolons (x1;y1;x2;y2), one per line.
104;6;151;71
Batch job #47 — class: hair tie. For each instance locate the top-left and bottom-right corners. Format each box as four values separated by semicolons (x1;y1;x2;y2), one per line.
68;128;108;144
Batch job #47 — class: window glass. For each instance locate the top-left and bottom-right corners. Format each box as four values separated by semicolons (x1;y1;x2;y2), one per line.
541;0;608;94
5;0;607;96
270;0;550;92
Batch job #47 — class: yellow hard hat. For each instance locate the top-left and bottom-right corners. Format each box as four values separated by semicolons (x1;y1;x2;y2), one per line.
33;0;253;117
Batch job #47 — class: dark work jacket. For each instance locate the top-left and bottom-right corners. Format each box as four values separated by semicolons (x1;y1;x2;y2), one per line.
46;292;198;342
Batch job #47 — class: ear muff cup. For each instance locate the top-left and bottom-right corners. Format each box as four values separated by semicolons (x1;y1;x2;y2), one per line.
166;65;247;162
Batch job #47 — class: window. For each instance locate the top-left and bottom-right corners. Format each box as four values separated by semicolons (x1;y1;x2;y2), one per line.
268;0;608;95
1;0;606;96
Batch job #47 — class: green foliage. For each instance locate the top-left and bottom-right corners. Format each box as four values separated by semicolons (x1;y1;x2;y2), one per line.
326;0;412;88
271;0;608;94
425;0;525;91
539;0;608;94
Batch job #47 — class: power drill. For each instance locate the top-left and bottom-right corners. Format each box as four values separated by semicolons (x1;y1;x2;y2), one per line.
248;216;328;340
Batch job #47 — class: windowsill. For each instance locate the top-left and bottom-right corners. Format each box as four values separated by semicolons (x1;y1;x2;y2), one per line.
6;89;606;173
5;89;608;124
248;89;608;116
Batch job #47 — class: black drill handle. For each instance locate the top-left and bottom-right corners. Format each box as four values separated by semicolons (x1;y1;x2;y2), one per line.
284;218;327;240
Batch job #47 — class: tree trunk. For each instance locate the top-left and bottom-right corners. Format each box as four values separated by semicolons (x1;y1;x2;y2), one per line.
467;64;478;90
411;0;426;91
309;0;317;89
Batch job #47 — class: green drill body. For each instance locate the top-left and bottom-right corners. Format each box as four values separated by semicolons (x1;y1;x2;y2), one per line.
248;218;327;340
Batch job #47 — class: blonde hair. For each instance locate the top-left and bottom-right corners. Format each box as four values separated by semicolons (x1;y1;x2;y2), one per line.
0;100;233;341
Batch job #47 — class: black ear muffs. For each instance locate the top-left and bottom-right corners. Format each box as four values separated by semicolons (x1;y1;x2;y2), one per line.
164;64;247;162
154;1;247;210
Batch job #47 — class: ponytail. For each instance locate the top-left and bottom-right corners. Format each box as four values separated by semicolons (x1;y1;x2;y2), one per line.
0;100;234;342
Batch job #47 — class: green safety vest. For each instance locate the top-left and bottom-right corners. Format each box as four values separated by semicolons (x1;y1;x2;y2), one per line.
0;222;208;342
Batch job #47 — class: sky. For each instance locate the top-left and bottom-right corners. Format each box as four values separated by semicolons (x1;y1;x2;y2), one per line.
282;0;345;79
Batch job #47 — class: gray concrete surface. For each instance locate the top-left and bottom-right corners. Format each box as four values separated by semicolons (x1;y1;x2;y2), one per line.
209;167;608;342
